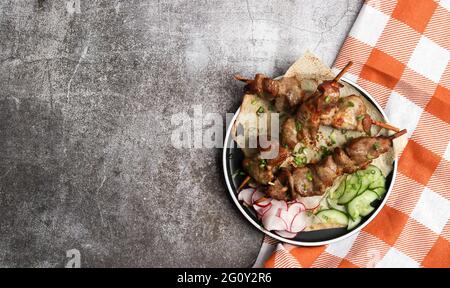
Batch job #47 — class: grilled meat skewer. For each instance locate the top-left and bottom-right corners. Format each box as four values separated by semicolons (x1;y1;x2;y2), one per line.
266;129;406;200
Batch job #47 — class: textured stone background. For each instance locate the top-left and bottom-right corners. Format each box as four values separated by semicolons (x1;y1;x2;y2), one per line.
0;0;362;267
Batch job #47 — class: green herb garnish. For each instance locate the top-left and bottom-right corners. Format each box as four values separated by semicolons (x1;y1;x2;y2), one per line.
325;95;331;103
293;154;306;166
306;170;313;182
232;169;246;178
320;146;332;158
356;114;365;121
373;141;380;150
256;106;265;116
329;131;336;145
251;99;257;105
347;101;354;107
295;121;302;132
259;159;267;168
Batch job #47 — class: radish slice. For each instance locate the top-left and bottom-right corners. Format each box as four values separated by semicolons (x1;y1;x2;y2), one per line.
262;209;288;231
288;202;305;214
254;198;271;207
238;188;255;206
270;199;288;211
298;195;324;210
275;230;297;239
290;211;309;232
251;190;266;205
253;202;272;218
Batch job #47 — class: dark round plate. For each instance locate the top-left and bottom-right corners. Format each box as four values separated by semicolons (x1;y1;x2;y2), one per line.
223;78;398;246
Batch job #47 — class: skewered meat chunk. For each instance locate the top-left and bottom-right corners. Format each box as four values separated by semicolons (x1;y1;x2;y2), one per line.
281;117;299;149
235;74;311;112
345;136;391;164
242;144;290;185
264;130;406;200
242;157;274;185
330;95;369;131
292;167;315;197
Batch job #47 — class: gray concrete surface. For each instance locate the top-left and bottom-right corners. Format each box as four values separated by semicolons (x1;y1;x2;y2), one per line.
0;0;363;267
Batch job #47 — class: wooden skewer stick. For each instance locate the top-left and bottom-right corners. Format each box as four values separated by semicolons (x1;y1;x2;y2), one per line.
234;74;252;84
333;61;353;82
237;175;251;191
372;119;400;132
388;129;407;140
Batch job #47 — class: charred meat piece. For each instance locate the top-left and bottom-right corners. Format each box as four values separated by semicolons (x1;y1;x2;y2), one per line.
242;141;290;186
235;74;307;111
345;136;392;165
281;117;299;149
266;168;294;201
242;157;274;185
331;95;368;131
291;166;315;197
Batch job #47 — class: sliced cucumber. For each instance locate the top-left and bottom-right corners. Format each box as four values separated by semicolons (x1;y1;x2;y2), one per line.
347;190;379;219
316;209;349;226
373;186;386;198
369;175;385;189
329;175;346;200
356;170;370;195
347;216;362;230
338;174;361;205
327;198;347;213
364;165;382;180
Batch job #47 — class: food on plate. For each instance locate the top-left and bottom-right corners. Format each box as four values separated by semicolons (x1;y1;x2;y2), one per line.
231;52;407;238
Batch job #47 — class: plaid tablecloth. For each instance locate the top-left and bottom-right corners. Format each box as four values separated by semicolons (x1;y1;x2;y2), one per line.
257;0;450;268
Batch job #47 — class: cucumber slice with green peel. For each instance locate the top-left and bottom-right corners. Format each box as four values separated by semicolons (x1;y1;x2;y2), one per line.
327;198;347;213
364;165;382;179
337;174;361;205
347;216;362;230
347;190;379;219
329;176;346;200
373;187;386;198
316;209;349;226
356;170;370;195
369;176;385;189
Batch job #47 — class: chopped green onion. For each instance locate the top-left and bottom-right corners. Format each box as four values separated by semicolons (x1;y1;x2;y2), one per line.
251;99;257;105
341;129;347;134
329;131;336;145
259;159;267;168
293;154;306;166
233;170;246;178
256;106;265;116
356;114;365;121
325;96;331;103
347;101;354;107
306;170;313;182
295;121;302;131
373;141;380;150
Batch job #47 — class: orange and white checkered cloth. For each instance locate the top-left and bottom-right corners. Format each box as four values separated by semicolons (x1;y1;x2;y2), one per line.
256;0;450;268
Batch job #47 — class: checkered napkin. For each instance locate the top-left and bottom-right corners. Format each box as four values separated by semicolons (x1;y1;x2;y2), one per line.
255;0;450;268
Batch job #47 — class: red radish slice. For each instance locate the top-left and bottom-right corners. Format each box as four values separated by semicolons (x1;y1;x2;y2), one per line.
298;195;324;210
238;188;255;206
289;211;309;233
275;230;297;239
254;198;271;207
262;209;288;231
251;189;265;204
270;199;288;211
253;202;272;218
288;202;305;214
